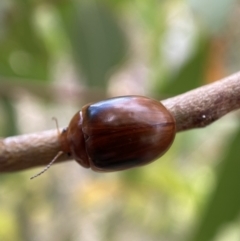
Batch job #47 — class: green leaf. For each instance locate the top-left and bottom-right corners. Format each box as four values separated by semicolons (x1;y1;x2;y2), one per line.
0;0;49;80
160;37;210;96
189;127;240;241
68;1;127;87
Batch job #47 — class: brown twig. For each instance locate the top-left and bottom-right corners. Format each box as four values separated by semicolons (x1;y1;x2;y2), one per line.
0;72;240;172
162;71;240;131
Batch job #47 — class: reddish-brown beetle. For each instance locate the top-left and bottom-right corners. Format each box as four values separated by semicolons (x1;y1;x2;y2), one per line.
31;96;176;178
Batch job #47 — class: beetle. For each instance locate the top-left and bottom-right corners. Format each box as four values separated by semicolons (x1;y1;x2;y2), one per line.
31;96;176;179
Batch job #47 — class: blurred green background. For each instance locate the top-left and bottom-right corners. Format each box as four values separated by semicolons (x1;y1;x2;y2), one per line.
0;0;240;241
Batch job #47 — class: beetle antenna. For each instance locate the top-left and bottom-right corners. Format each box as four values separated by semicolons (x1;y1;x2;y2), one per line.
30;151;64;180
30;117;65;180
52;117;61;136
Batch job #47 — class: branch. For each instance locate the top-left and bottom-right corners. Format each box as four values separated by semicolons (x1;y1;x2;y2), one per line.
1;72;240;172
162;72;240;131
